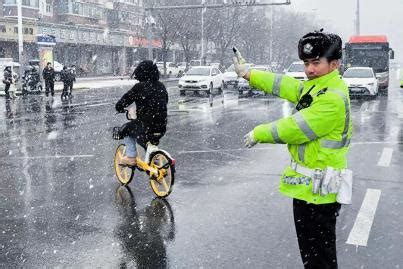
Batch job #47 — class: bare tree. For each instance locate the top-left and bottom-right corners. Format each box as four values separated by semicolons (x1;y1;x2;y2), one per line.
144;0;191;76
204;6;245;67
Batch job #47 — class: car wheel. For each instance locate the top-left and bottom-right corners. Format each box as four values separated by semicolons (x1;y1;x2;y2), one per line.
55;73;61;81
179;90;186;96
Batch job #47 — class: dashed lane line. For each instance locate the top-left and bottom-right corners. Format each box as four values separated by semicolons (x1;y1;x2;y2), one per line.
346;188;381;247
377;147;393;167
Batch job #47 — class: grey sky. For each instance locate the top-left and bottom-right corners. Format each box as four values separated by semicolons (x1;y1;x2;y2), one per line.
288;0;402;61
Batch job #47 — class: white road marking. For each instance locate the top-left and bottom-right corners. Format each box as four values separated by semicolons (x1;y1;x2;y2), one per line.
351;141;402;146
377;147;393;167
2;154;94;160
178;147;272;154
346;188;381;247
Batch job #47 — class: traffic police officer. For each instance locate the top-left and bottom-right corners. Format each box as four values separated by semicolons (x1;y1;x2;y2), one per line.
233;30;352;268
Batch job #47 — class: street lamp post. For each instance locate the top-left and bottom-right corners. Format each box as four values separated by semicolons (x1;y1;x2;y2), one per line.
17;0;24;90
145;12;155;60
200;0;206;65
355;0;360;35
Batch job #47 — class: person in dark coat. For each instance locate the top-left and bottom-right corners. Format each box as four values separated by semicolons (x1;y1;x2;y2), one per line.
115;60;168;166
42;62;55;97
68;65;76;97
60;66;71;100
3;66;12;98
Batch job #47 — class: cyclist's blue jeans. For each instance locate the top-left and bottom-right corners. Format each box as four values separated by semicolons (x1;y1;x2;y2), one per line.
124;136;137;157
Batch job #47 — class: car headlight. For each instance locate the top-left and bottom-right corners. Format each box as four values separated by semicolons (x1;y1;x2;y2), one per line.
368;83;374;86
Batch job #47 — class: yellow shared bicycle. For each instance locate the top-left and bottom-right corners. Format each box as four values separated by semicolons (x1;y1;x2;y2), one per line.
112;112;175;198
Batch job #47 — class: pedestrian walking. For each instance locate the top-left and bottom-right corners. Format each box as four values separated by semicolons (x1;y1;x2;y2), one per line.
8;74;18;99
232;29;353;268
2;66;12;98
42;62;55;97
68;65;77;97
60;66;71;100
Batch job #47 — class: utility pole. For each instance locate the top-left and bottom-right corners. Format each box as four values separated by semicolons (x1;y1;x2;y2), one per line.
269;6;273;63
17;0;24;90
355;0;360;35
201;0;205;65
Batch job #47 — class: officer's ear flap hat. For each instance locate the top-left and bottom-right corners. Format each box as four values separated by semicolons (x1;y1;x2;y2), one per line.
298;29;342;61
134;60;160;82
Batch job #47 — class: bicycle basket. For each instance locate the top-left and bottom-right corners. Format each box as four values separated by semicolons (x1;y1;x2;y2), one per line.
112;126;125;140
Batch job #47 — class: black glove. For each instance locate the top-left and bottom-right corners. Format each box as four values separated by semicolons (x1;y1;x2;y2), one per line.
115;104;125;113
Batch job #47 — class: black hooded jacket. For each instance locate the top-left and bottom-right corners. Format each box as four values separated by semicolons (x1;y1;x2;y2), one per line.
115;60;168;133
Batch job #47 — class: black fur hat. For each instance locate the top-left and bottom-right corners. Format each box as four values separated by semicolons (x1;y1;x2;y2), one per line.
298;29;342;61
133;60;160;82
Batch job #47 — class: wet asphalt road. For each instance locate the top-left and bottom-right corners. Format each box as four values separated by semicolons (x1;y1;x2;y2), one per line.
1;77;403;268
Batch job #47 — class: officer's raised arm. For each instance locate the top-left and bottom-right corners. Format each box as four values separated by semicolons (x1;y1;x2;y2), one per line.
232;47;302;104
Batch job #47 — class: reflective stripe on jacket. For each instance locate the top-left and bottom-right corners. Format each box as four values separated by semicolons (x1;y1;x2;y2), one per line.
249;69;352;204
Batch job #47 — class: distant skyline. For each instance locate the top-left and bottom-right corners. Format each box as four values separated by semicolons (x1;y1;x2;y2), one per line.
288;0;402;61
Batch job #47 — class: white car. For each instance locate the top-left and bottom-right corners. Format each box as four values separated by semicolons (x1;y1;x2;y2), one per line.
285;61;307;81
156;62;181;77
178;66;224;96
237;65;271;95
223;63;254;88
342;67;379;97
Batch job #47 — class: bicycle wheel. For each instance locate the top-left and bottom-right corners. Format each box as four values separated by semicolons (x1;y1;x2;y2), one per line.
149;151;175;198
114;144;134;185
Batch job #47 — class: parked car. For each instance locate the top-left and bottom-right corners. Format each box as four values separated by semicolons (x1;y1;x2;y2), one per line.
223;63;254;88
178;66;224;96
190;60;202;67
284;61;307;81
237;65;271;96
342;67;379;97
156;61;181;77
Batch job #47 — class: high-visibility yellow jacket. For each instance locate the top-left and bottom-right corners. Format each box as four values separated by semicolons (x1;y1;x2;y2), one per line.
249;69;352;204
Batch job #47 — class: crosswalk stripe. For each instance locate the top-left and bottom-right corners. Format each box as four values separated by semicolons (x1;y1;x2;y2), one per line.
346;188;381;246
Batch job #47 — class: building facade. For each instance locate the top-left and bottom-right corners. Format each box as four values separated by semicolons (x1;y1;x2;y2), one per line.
0;0;169;75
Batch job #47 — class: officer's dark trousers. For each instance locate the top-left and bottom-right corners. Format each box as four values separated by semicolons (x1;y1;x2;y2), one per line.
45;80;54;96
293;199;341;269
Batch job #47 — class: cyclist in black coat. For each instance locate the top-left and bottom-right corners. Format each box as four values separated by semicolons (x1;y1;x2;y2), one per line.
115;60;168;166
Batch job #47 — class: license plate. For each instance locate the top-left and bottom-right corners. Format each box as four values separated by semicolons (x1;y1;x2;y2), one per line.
350;87;362;92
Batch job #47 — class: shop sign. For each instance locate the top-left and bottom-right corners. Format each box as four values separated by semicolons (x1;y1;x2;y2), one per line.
39;25;125;46
128;36;162;48
36;34;56;46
